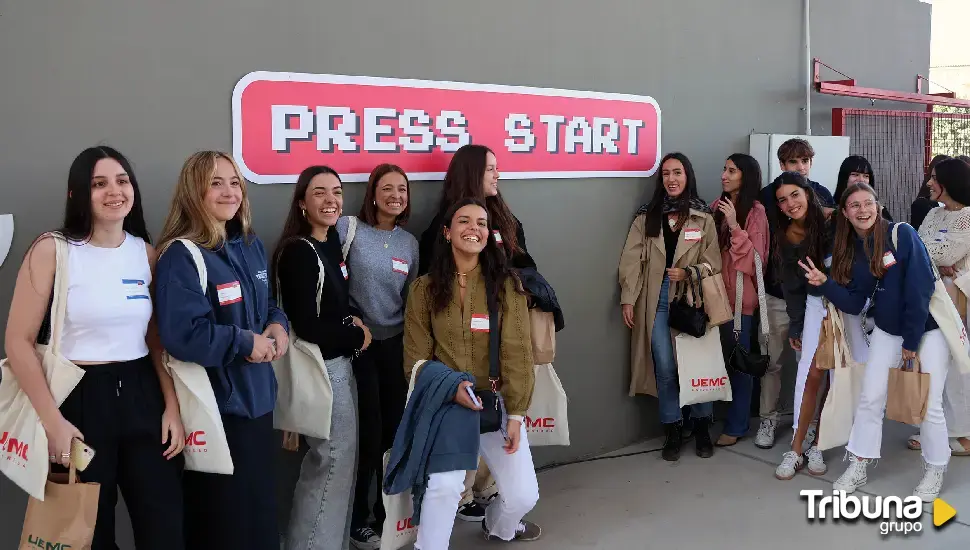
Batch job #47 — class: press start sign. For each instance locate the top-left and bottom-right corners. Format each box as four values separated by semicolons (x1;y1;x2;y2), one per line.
231;71;661;183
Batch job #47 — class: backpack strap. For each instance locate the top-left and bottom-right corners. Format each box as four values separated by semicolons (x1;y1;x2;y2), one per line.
342;216;358;260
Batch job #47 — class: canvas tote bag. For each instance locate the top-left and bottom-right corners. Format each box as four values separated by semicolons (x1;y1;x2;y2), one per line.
0;235;86;500
893;223;970;375
524;363;570;446
886;357;930;426
272;238;334;440
529;309;556;364
380;360;425;550
19;461;99;550
676;327;732;406
816;305;866;451
162;239;234;474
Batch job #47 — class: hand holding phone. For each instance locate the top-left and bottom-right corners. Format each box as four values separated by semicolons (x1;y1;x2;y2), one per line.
71;438;96;472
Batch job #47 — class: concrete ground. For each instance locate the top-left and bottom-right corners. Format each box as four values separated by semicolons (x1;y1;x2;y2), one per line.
442;420;969;550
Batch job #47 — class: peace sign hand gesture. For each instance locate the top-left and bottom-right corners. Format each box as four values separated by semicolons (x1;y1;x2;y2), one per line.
798;257;828;287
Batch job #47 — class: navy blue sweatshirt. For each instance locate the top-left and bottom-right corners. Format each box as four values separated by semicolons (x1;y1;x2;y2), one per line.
776;221;833;340
155;233;289;419
761;179;835;299
819;222;938;351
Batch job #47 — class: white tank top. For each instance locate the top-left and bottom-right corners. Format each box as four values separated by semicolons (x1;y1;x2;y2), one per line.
60;233;152;362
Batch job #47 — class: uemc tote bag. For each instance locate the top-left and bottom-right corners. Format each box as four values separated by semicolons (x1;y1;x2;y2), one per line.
893;223;970;375
19;462;99;550
676;327;732;406
524;363;570;446
272;238;334;440
0;235;85;501
162;239;234;475
816;306;866;451
380;360;424;550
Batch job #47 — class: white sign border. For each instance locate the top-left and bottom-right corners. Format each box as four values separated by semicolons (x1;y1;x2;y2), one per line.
231;71;662;184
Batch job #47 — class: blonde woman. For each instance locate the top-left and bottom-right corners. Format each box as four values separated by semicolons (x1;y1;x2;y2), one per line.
154;151;290;550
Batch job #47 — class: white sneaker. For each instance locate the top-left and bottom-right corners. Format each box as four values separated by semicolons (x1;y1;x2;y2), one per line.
914;462;946;502
833;454;870;493
775;451;804;480
805;446;827;476
755;419;777;449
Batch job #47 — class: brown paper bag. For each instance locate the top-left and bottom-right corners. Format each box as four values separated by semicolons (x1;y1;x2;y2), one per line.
887;357;930;426
20;463;99;550
530;309;556;364
813;311;836;370
698;265;733;327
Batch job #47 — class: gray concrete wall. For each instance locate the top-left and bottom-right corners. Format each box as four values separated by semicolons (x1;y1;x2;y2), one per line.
0;0;929;546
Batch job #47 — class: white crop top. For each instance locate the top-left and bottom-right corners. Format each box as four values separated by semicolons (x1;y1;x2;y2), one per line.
60;233;153;362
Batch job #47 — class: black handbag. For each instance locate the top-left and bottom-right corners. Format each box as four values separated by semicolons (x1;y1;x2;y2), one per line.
476;277;507;435
667;265;709;338
726;250;769;377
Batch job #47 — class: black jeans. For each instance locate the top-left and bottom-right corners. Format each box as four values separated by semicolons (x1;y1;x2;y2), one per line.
351;333;408;530
57;356;185;550
183;411;277;550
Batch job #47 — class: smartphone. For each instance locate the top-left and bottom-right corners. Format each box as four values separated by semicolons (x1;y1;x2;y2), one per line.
71;438;95;472
464;385;480;407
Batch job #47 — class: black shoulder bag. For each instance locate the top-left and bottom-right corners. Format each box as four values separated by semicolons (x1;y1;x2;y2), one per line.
476;277;508;436
667;265;709;338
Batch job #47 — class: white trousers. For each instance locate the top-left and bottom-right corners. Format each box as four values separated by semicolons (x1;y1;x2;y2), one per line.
942;309;970;438
416;424;539;550
847;327;951;466
792;296;827;433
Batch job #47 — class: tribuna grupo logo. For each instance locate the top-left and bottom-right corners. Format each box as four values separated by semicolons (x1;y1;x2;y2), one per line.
801;490;925;535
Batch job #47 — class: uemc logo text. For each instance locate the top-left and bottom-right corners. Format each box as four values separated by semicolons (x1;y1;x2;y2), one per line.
691;377;728;389
0;431;29;464
397;517;414;532
524;416;556;432
25;534;72;548
184;431;208;452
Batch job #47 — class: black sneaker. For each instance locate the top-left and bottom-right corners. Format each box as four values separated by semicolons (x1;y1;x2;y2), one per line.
457;501;487;522
350;526;381;550
482;519;542;542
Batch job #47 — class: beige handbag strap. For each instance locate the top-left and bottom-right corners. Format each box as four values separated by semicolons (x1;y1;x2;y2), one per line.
47;234;70;357
732;250;769;344
275;238;324;316
176;238;208;293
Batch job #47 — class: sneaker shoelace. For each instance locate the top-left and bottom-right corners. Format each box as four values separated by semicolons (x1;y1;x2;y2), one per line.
916;464;945;492
780;451;800;469
357;527;378;540
757;420;775;438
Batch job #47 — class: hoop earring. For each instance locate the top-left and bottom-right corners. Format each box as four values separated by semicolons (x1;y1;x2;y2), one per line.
302;208;307;218
373;200;377;206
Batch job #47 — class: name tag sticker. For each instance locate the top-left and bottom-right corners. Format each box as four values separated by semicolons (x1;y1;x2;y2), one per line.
340;262;349;280
493;231;503;244
391;257;409;275
883;252;897;268
217;281;243;306
470;314;490;332
122;278;149;300
684;228;702;242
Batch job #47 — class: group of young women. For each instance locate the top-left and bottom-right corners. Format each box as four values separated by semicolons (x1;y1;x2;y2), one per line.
4;143;543;550
618;140;970;501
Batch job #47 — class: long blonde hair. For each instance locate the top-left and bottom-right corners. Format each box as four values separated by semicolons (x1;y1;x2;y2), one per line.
157;151;253;253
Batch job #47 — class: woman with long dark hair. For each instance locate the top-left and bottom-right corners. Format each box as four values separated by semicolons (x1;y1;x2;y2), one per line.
710;153;769;447
404;198;540;547
272;165;371;550
155;151;290;550
4;147;186;549
770;172;833;480
335;164;417;549
618;152;722;461
912;154;951;230
910;157;970;456
833;155;892;222
802;182;951;501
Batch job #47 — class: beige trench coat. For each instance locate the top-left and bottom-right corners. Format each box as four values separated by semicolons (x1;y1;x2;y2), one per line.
618;209;722;397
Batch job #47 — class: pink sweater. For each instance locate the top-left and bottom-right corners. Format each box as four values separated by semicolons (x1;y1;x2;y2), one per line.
710;200;769;316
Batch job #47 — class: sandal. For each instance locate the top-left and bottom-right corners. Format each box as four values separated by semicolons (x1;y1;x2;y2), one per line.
716;434;739;447
951;437;970;456
907;433;921;451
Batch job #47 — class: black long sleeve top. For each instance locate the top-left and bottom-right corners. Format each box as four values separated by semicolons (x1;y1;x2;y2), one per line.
276;231;365;359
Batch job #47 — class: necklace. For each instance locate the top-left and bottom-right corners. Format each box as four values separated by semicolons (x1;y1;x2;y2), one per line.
381;226;394;249
456;272;467;288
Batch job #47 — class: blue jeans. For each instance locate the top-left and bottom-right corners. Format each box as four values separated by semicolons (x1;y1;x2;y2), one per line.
652;276;714;424
720;315;755;437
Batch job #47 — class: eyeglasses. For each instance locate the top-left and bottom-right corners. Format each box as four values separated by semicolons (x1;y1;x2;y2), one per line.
846;200;877;211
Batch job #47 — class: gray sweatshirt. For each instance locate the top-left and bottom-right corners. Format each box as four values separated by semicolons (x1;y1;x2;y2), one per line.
337;216;420;340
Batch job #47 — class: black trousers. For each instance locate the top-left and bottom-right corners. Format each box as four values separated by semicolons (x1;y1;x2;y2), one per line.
351;333;408;530
183;411;277;550
57;356;185;550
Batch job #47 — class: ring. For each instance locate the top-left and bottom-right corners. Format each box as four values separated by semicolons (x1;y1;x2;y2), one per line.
49;455;56;461
61;453;70;459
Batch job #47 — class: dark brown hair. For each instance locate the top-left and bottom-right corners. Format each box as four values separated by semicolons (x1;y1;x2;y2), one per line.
358;163;411;226
776;138;815;164
831;182;889;284
771;171;828;268
436;144;521;257
917;154;950;200
715;153;762;249
643;152;702;238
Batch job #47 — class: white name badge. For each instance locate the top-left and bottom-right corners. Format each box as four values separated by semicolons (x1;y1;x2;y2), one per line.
217;281;243;306
122;278;149;300
340;262;349;280
470;314;490;332
883;252;897;268
684;228;702;242
392;257;409;275
493;231;503;244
